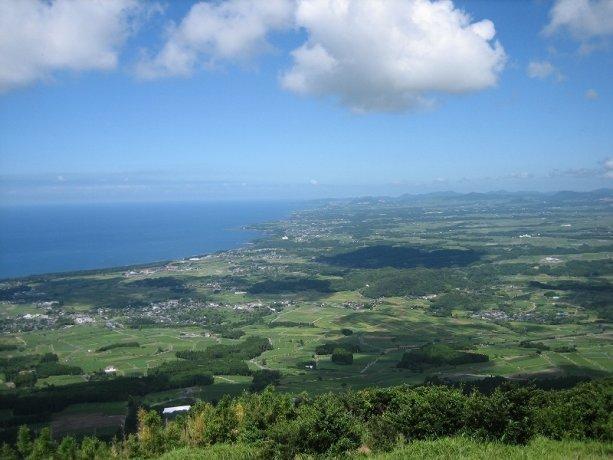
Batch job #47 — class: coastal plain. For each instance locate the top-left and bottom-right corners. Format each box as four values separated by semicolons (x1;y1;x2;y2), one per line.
1;191;611;439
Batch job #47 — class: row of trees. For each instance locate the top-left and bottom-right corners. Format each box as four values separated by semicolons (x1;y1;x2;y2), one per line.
315;341;361;355
3;379;611;459
331;348;354;365
96;342;140;353
0;353;82;387
155;336;273;376
4;427;111;460
0;374;214;418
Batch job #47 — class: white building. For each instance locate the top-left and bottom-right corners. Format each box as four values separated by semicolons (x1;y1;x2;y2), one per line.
162;405;191;415
162;405;191;421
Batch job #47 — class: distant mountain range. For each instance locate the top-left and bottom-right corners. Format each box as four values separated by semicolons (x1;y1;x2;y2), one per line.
341;188;613;206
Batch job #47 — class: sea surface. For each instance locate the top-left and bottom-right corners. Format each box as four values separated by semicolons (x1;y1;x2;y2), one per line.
0;201;301;279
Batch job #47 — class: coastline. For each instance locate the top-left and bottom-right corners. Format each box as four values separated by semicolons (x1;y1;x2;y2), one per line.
0;200;303;281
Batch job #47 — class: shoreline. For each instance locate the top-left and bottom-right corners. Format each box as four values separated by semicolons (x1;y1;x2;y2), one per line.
0;200;303;281
2;229;263;283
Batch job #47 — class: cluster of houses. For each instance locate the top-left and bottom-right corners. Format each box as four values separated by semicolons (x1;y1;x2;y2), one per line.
2;308;100;333
471;308;573;324
122;256;209;278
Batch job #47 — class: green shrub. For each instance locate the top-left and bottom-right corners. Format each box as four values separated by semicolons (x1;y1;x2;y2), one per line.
0;344;19;352
553;345;576;353
29;427;55;460
271;392;362;457
397;344;488;369
315;342;360;355
56;436;77;460
331;348;353;365
533;380;613;441
13;372;37;388
35;362;82;378
220;330;245;339
96;342;140;352
519;341;550;351
250;370;281;392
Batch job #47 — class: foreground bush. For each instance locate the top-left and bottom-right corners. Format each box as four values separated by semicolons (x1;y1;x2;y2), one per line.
4;379;611;459
250;369;281;392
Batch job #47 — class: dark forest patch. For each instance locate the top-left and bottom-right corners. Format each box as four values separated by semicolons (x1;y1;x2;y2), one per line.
248;277;333;294
96;342;141;353
530;280;613;321
397;343;489;370
128;276;185;289
319;245;481;269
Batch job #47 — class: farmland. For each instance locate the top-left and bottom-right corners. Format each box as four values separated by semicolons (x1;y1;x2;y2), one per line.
0;190;611;442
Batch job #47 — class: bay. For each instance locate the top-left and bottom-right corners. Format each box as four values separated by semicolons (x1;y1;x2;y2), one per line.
0;201;300;279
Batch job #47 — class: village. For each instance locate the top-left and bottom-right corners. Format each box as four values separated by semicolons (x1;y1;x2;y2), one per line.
0;296;288;334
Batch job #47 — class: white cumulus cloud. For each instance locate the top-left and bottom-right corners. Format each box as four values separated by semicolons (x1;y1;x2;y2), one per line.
527;60;563;80
605;158;613;178
281;0;506;112
0;0;148;92
544;0;613;40
136;0;294;79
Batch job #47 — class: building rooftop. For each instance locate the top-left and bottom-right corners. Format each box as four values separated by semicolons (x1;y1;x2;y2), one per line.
162;405;191;415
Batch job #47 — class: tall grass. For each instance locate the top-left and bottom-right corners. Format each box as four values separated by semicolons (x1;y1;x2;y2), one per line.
154;437;613;459
372;436;613;460
156;443;261;460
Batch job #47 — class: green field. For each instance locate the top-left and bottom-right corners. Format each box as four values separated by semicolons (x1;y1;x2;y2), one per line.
16;325;220;375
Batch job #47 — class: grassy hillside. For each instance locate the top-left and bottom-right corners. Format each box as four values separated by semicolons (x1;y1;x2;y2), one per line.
156;437;613;460
374;437;613;460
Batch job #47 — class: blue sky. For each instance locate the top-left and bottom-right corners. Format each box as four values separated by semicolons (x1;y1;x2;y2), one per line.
0;0;612;203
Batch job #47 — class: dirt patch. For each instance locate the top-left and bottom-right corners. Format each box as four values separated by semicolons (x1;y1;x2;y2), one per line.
51;413;126;438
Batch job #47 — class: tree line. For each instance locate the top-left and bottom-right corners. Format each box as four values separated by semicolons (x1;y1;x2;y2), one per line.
2;379;610;459
0;353;82;388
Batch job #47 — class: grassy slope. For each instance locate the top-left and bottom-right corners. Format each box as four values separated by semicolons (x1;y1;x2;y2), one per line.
374;437;613;460
157;444;260;460
156;437;613;460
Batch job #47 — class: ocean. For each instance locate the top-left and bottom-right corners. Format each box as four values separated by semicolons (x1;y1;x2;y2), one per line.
0;201;301;279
